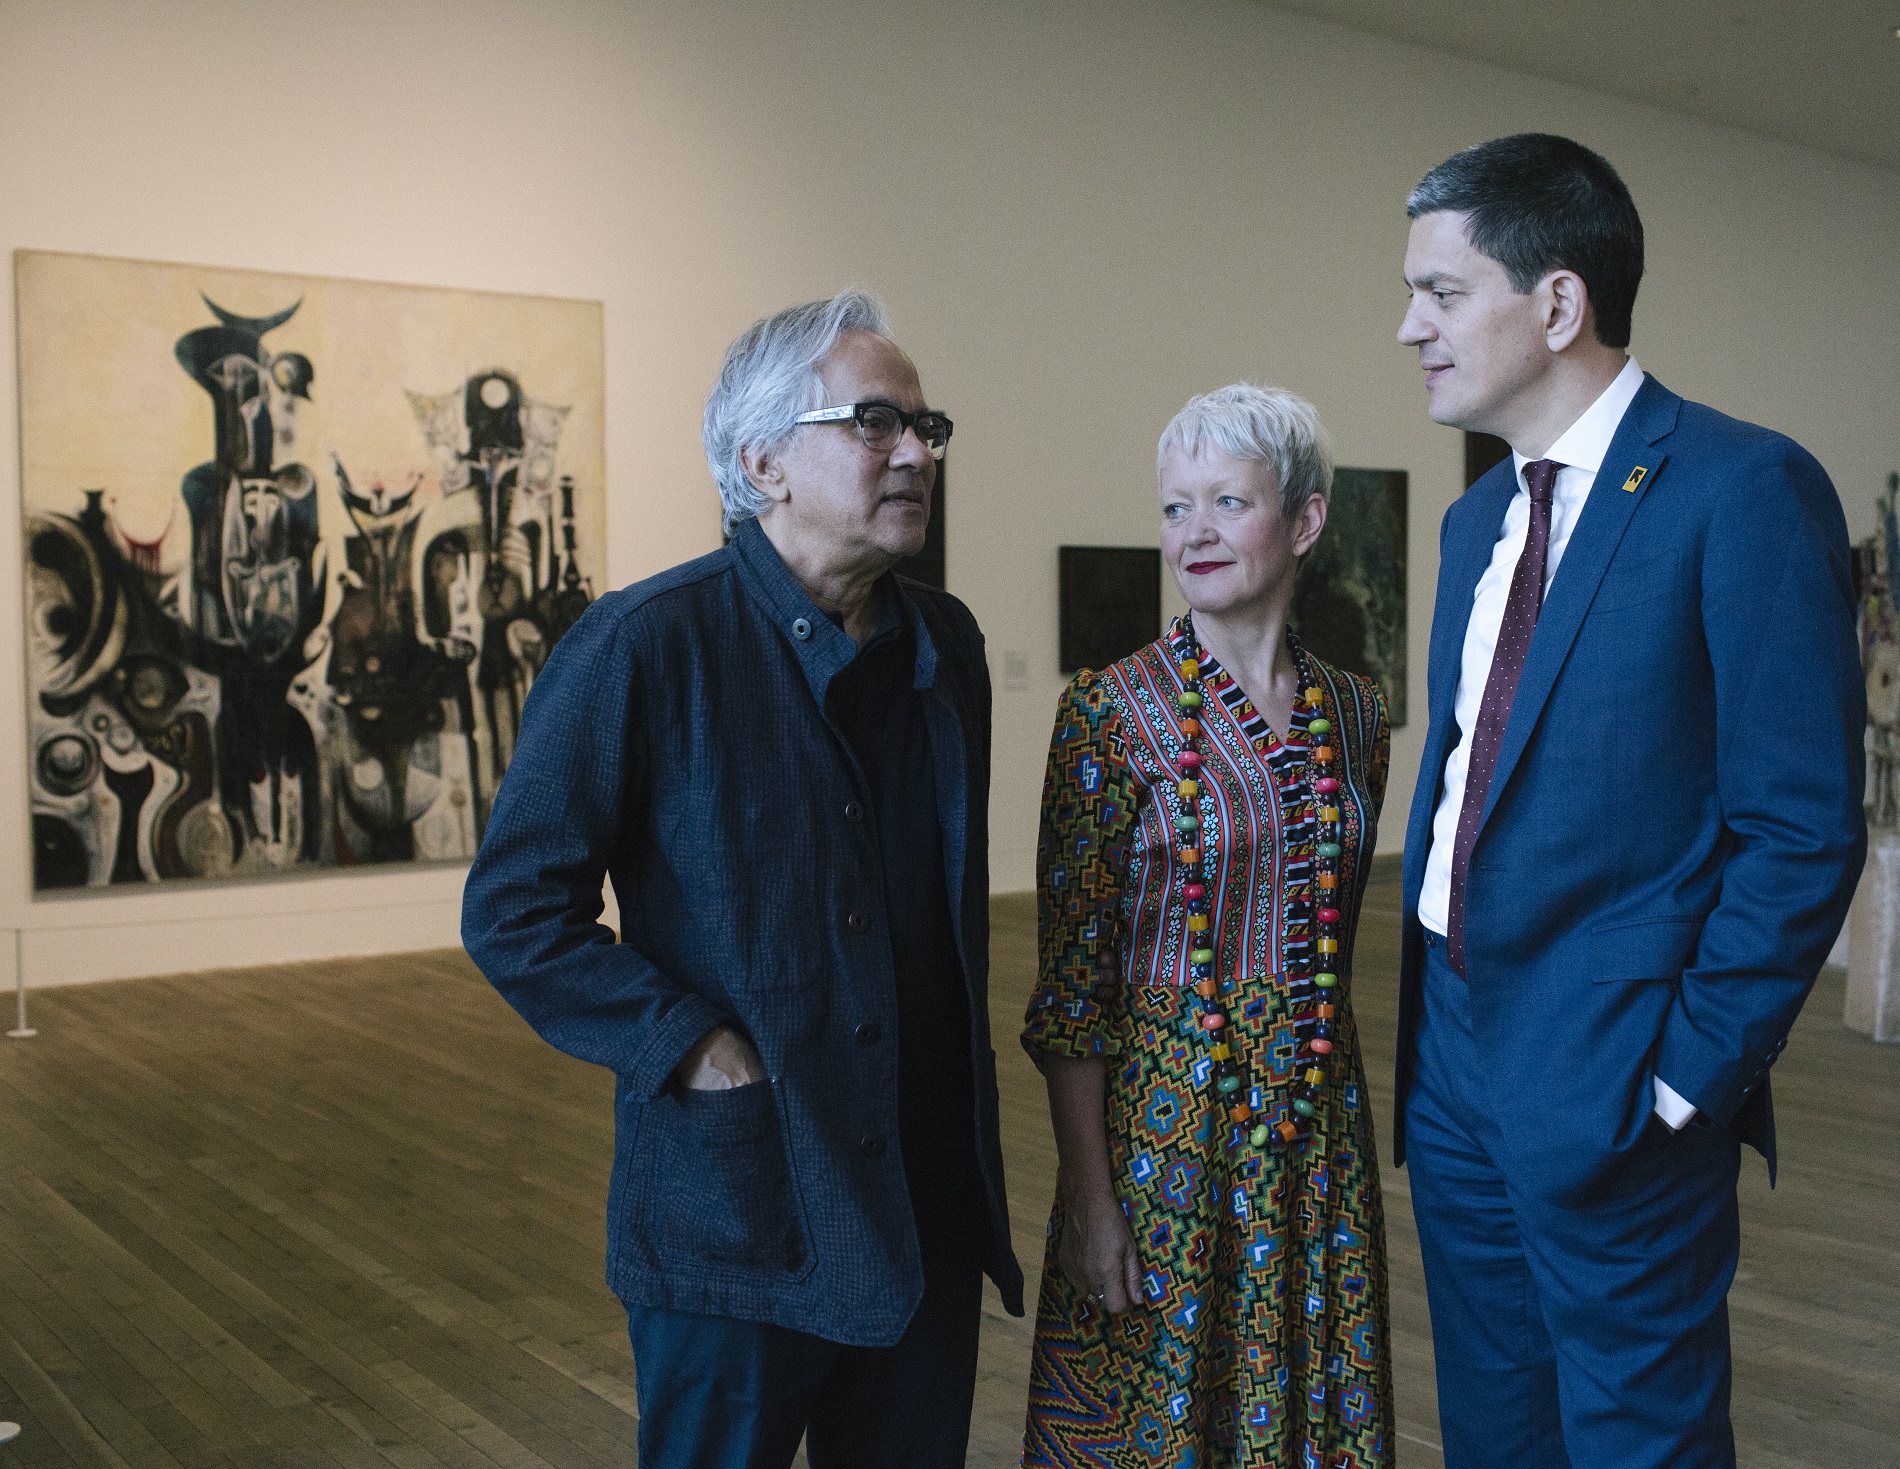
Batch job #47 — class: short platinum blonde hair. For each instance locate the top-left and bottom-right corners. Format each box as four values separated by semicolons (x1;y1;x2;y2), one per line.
703;288;892;536
1157;382;1334;518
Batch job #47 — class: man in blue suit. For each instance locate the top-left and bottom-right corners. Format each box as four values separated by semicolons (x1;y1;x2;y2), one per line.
1393;134;1865;1468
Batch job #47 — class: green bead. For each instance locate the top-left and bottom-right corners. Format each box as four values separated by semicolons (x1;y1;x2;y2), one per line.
1317;841;1342;858
1216;1074;1241;1095
1315;972;1338;988
1292;1098;1317;1118
1308;717;1331;735
1175;813;1200;832
1179;690;1203;709
1249;1123;1270;1147
1191;947;1214;965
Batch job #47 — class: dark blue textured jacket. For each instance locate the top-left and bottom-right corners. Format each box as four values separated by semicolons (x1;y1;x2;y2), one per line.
461;519;1025;1345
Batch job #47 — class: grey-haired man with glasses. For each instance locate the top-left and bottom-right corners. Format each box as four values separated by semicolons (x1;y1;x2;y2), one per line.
463;289;1022;1467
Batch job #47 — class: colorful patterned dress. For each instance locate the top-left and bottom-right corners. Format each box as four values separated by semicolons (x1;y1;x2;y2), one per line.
1021;620;1394;1469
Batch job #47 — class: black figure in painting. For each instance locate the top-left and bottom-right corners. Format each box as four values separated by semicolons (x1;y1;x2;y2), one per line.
175;296;327;867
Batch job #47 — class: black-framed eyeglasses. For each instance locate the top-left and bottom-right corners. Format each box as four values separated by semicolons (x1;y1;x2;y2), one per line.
792;399;953;460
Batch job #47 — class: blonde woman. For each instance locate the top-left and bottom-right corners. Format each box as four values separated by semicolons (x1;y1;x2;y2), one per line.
1022;385;1394;1467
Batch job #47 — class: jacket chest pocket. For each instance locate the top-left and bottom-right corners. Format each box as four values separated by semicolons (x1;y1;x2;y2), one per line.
1591;549;1684;616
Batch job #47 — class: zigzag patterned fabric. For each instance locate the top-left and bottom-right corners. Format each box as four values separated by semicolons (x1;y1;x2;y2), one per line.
1022;622;1394;1468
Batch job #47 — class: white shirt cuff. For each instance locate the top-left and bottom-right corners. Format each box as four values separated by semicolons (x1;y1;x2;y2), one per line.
1653;1077;1698;1130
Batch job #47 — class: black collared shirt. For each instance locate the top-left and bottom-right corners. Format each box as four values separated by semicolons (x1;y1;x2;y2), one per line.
826;595;984;1274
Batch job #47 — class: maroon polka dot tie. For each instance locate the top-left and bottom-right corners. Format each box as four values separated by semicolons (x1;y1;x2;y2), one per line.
1446;458;1562;979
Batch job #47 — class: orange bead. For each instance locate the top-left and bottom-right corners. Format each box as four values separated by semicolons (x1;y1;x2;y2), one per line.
1231;1103;1252;1122
1195;979;1218;998
1275;1120;1299;1143
1313;745;1334;762
1317;1003;1336;1019
1181;846;1201;864
1180;718;1200;740
1317;873;1338;890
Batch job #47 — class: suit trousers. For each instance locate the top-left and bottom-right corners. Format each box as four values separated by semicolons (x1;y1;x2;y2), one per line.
625;1261;983;1468
1405;929;1742;1469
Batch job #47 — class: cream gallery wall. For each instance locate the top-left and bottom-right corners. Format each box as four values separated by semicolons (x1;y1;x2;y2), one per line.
2;0;1897;984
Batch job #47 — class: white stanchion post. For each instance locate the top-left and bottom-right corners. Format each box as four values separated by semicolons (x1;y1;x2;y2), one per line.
5;931;32;1041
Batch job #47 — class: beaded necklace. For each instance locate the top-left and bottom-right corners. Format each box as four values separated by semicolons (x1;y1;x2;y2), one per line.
1174;617;1342;1152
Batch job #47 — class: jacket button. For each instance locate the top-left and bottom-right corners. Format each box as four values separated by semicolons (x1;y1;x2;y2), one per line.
855;1021;881;1045
860;1133;885;1157
791;617;812;640
844;800;865;823
846;911;869;932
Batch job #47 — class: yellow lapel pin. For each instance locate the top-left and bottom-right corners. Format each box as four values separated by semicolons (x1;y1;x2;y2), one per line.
1622;466;1648;493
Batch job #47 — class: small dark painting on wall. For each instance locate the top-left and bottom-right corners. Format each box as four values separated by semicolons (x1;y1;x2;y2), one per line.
1290;468;1408;726
1059;546;1160;674
897;458;946;589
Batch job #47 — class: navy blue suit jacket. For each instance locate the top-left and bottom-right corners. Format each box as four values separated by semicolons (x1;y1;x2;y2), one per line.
1395;375;1866;1200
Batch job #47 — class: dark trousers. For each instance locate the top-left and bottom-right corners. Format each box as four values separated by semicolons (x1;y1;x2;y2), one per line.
626;1263;983;1468
1405;929;1742;1469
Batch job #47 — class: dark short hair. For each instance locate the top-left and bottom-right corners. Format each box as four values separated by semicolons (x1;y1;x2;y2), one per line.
1407;133;1644;350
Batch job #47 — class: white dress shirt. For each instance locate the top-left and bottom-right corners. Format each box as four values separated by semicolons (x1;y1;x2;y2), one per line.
1415;358;1696;1128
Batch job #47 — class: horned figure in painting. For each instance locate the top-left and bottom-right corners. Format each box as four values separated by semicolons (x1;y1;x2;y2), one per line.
304;459;461;864
174;295;327;868
407;370;584;822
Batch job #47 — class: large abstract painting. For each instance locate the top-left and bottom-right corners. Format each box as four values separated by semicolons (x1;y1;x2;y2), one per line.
1289;468;1407;726
16;250;605;889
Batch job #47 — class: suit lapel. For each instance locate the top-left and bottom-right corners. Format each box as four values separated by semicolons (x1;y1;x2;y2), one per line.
1403;463;1518;886
1476;376;1683;832
1431;467;1518;725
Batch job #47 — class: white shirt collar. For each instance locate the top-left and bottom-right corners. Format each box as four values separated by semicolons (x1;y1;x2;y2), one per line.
1512;356;1644;481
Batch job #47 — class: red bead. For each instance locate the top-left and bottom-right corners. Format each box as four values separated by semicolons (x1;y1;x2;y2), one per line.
1201;1011;1226;1031
1317;907;1340;924
1185;882;1207;901
1313;776;1340;794
1310;1038;1334;1055
1179;750;1202;768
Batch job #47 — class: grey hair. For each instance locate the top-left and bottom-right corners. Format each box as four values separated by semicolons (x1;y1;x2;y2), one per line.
1156;382;1333;517
702;288;892;536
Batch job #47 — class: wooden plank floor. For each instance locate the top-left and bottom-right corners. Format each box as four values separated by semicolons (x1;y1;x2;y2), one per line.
0;871;1892;1467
